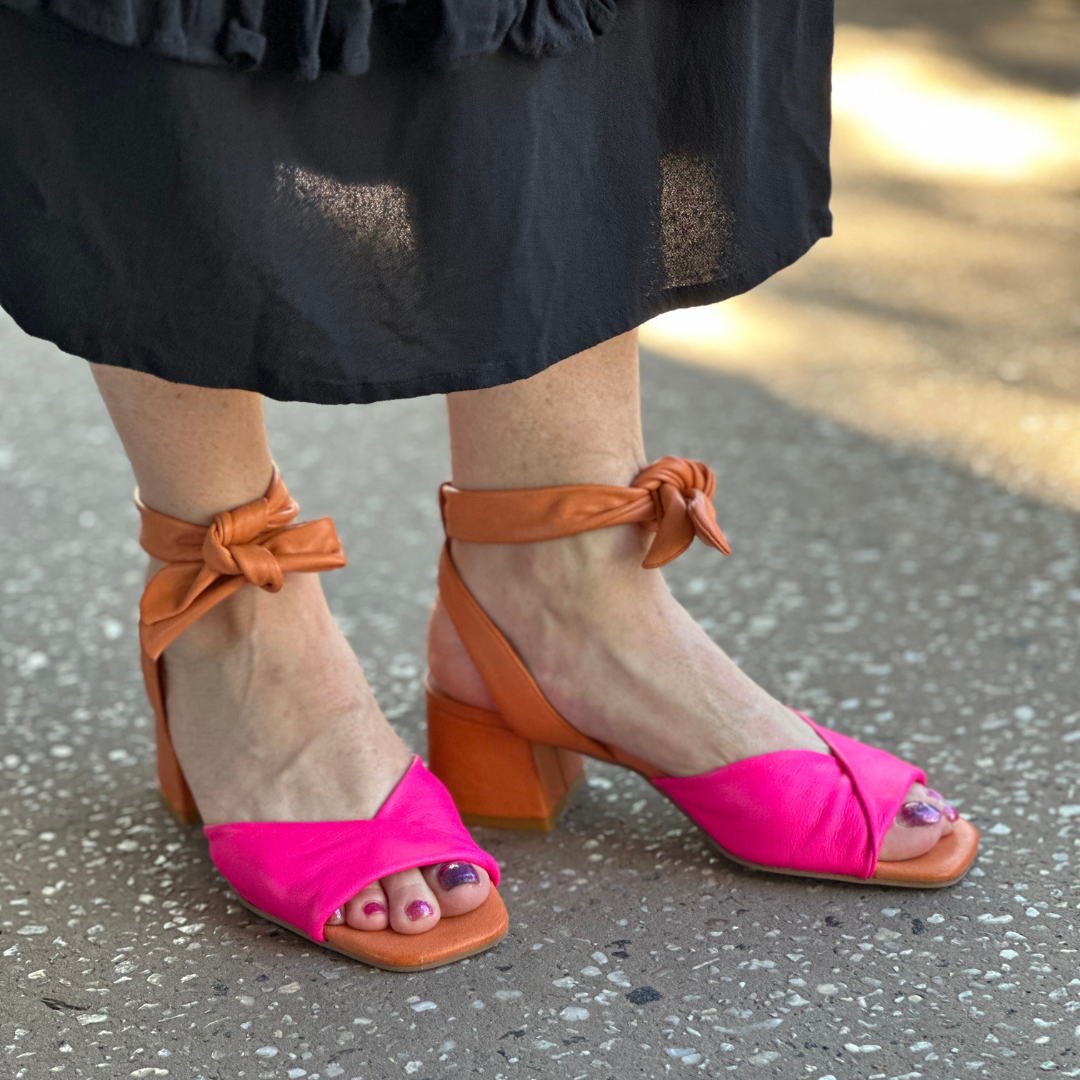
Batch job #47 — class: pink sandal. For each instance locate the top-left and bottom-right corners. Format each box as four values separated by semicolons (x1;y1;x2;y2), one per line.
138;468;508;971
427;457;980;888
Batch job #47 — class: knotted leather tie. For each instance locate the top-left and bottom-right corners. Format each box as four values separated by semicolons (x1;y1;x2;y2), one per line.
137;467;346;659
440;456;731;568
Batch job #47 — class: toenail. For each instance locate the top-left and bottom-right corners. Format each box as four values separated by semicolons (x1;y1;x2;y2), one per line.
896;801;943;827
406;899;434;922
942;803;959;822
437;861;480;891
328;907;344;923
926;788;945;802
363;902;386;917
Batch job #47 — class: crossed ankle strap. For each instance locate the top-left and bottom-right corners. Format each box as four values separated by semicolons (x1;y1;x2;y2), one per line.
439;456;731;569
137;466;346;660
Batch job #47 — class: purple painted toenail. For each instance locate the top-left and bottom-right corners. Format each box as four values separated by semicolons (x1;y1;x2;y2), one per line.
896;801;943;827
438;861;480;891
942;803;959;822
406;899;434;922
925;788;945;802
363;902;386;917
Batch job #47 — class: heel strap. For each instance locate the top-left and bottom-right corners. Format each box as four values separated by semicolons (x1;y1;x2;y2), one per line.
137;466;346;660
439;457;730;568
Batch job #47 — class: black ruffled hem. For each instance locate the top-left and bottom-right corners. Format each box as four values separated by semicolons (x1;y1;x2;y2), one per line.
0;0;618;78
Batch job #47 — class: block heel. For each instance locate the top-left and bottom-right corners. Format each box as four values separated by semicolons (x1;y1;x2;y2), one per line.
426;682;585;831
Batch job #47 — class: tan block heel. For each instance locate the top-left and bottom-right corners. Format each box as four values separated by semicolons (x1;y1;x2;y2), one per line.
141;650;201;826
426;681;586;831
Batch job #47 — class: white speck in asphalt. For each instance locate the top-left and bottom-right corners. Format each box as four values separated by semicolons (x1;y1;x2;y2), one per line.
747;1051;781;1065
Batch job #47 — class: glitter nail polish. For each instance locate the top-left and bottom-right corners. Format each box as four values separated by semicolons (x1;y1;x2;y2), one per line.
363;901;387;917
406;899;435;922
896;801;943;827
942;803;959;822
438;861;481;891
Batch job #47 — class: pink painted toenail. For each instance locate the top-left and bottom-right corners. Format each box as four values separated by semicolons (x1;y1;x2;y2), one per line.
363;902;386;917
406;899;434;922
327;907;344;923
942;803;959;822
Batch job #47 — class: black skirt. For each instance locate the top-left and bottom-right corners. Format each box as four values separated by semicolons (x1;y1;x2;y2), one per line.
0;0;834;404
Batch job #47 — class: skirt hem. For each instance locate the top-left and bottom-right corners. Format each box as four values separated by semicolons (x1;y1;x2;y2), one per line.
11;227;830;405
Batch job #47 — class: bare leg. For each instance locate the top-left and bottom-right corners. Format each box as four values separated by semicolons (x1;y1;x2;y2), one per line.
92;364;489;932
430;331;956;862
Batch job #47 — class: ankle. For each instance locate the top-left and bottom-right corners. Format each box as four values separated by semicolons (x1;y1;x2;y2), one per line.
156;568;331;662
450;526;656;612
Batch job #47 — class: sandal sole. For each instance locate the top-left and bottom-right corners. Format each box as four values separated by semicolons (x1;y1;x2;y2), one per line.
234;889;509;972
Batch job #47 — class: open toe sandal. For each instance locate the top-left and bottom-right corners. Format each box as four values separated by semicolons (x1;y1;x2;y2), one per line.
137;467;508;971
426;457;979;889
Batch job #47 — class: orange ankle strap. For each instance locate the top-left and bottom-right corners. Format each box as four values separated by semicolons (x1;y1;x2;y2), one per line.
137;466;346;660
439;456;731;569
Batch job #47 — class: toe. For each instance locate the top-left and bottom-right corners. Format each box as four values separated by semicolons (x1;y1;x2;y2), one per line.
421;861;491;918
878;782;946;862
381;868;441;935
342;882;390;931
924;787;959;835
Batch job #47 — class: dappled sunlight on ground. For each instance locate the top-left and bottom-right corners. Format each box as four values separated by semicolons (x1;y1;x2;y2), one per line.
642;11;1080;508
833;27;1080;184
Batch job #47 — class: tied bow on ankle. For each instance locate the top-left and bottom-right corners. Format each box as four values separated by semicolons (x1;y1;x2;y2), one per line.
438;455;730;568
136;467;346;659
632;457;731;568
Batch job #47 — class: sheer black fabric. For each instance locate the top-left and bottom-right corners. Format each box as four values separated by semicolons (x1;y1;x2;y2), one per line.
0;0;834;404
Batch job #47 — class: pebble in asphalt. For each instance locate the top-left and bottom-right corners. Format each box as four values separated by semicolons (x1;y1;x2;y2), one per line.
1;312;1078;1077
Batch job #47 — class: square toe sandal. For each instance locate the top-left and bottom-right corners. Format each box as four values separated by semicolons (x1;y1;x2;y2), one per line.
426;457;980;889
137;467;508;972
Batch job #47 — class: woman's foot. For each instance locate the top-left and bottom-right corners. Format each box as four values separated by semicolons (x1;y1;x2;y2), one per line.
156;563;490;934
428;526;958;863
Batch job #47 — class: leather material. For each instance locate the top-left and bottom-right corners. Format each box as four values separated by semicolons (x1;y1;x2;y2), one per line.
653;716;925;879
440;456;731;568
137;466;346;660
433;456;978;885
137;468;505;967
437;544;662;778
207;757;501;942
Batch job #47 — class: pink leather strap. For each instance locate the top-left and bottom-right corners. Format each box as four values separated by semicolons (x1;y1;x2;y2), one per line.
205;758;500;942
440;457;731;569
137;467;346;659
654;715;926;878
